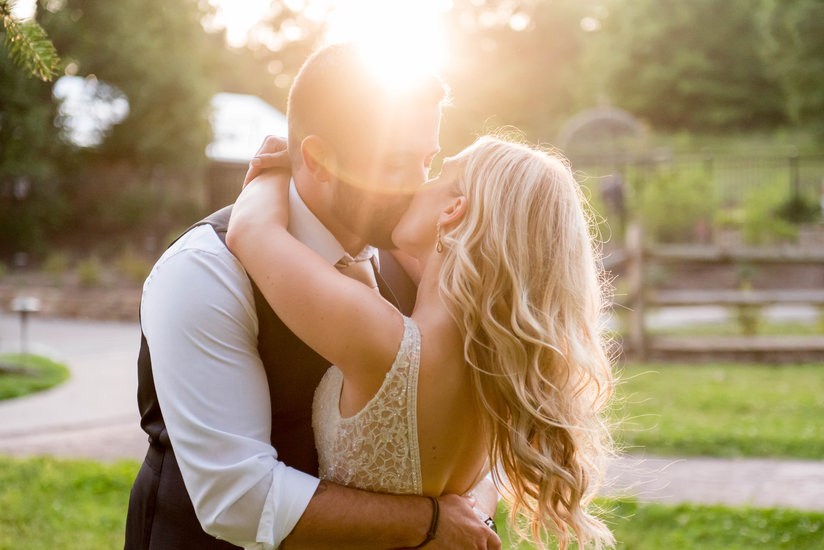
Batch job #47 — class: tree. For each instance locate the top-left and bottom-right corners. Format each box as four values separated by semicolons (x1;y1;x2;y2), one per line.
761;0;824;134
595;0;785;131
40;0;218;172
440;0;592;151
231;0;597;153
0;0;59;81
36;0;223;243
0;40;71;257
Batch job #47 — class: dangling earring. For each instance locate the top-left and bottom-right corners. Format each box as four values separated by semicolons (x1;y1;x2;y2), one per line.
435;222;444;254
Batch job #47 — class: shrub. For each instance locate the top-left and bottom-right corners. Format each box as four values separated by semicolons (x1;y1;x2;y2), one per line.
637;168;717;243
741;177;798;245
115;248;152;285
776;194;820;224
76;256;104;288
42;251;71;285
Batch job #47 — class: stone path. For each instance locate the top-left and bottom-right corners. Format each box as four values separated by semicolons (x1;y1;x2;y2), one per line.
1;312;823;512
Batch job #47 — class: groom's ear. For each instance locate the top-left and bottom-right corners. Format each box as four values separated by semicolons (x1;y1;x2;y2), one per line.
301;136;334;184
440;195;467;228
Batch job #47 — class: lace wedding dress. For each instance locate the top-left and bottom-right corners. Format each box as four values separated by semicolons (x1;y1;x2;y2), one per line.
312;316;423;495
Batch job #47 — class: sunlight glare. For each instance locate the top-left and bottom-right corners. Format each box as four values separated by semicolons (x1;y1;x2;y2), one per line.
323;0;451;89
209;0;273;47
210;0;452;85
10;0;36;20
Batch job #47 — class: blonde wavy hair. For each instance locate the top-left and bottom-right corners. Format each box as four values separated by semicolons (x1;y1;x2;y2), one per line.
440;136;615;549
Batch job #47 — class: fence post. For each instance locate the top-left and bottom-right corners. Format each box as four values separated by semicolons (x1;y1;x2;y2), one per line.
789;148;800;209
626;221;646;361
702;148;713;178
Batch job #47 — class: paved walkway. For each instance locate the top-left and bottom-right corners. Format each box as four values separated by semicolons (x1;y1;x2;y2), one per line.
1;313;823;511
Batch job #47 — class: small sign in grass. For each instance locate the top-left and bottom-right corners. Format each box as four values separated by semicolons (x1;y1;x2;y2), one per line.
0;354;70;400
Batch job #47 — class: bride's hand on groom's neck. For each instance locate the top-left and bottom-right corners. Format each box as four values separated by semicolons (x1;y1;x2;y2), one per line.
229;169;292;252
244;134;291;188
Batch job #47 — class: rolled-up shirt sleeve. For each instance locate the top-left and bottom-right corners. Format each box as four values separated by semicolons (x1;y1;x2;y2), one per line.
141;226;319;549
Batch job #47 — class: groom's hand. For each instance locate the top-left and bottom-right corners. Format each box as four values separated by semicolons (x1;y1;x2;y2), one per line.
243;135;290;188
431;494;501;550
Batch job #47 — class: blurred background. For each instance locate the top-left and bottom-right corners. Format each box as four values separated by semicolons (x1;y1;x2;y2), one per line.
1;1;823;549
1;0;823;275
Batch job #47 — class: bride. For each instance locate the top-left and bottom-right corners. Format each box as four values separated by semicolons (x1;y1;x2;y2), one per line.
227;136;615;549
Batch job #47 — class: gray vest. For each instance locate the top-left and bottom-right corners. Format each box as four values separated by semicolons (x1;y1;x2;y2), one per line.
125;205;416;549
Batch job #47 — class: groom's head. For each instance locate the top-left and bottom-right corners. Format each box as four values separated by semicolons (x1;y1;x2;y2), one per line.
287;42;448;248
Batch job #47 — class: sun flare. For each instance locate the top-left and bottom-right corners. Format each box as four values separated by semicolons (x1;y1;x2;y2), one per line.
211;0;451;82
323;0;450;86
208;0;274;47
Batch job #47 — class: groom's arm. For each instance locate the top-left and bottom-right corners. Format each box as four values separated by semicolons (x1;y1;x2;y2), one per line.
283;482;500;550
143;229;320;547
143;229;498;550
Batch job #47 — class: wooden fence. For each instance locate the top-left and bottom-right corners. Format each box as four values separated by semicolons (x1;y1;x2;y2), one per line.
615;223;824;362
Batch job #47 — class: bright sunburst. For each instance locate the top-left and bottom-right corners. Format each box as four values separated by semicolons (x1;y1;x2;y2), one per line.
323;0;451;84
208;0;275;47
211;0;451;80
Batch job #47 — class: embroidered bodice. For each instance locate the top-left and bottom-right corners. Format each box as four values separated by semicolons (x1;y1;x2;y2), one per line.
312;316;423;495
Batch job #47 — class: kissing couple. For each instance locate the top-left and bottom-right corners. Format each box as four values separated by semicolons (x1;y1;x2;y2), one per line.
125;42;614;550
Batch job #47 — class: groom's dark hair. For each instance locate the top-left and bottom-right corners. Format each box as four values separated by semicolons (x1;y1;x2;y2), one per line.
286;42;449;167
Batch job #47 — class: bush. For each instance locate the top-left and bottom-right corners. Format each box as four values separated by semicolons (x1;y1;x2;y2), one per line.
76;256;104;288
114;248;152;285
637;168;717;243
43;251;71;285
776;194;820;224
741;177;798;245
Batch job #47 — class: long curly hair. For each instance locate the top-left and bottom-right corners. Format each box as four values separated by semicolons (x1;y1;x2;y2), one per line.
439;136;615;549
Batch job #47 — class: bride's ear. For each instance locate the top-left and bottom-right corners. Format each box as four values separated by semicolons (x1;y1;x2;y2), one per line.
439;195;467;228
301;136;335;183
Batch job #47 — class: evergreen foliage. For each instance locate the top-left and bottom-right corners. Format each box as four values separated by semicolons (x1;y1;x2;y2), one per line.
0;0;59;81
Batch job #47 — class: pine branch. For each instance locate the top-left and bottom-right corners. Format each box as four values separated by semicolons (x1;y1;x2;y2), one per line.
1;0;61;81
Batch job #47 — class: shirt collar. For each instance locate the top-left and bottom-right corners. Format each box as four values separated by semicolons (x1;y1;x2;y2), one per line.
288;180;378;266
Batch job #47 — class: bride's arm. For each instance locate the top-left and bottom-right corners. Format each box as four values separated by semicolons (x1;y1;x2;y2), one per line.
226;171;404;381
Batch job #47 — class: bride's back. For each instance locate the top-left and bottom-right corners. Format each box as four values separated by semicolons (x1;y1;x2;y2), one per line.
415;314;489;496
326;309;489;497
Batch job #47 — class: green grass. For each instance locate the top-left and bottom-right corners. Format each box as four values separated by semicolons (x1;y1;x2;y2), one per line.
1;456;821;550
496;499;824;549
0;456;139;549
0;354;70;401
615;363;824;459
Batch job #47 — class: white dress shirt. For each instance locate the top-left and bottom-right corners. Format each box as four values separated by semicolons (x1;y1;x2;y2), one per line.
141;182;367;549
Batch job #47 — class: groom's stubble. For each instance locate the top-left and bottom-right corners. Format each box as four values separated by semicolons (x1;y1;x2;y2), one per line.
331;174;414;250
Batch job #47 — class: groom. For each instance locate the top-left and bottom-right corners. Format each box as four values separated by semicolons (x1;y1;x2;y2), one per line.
124;43;500;549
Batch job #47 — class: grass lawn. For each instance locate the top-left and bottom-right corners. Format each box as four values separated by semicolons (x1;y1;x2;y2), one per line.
615;362;824;459
0;354;70;401
497;500;824;549
0;456;822;550
0;457;138;549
